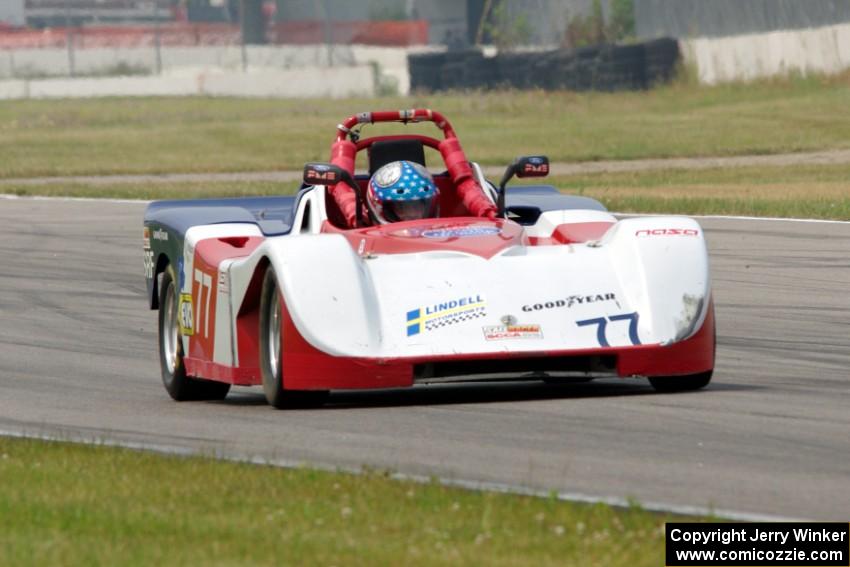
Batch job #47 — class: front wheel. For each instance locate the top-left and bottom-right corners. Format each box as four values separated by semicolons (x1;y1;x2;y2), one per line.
259;268;328;409
648;371;713;392
158;266;230;401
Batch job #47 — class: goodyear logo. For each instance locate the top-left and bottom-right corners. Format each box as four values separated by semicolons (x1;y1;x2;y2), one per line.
406;295;486;336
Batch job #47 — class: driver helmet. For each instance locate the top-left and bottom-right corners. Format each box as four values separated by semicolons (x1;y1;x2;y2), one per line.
366;160;439;223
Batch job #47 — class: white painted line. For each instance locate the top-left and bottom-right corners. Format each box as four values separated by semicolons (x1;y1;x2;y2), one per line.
0;194;149;205
614;212;850;224
0;427;806;523
689;214;850;224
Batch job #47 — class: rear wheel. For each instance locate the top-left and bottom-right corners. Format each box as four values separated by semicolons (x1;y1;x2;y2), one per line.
648;370;712;392
158;266;230;401
259;268;328;409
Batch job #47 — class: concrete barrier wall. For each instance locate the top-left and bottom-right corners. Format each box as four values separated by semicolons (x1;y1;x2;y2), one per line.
7;26;847;98
0;44;438;95
0;65;377;99
681;22;850;84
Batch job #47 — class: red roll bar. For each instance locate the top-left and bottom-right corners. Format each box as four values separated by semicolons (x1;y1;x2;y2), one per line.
335;109;457;142
328;109;496;228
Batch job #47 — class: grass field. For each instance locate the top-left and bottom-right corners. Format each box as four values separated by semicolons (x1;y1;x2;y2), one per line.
5;162;848;220
1;72;849;178
0;436;695;567
553;163;850;219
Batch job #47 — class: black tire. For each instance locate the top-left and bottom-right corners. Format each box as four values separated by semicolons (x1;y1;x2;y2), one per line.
158;266;230;401
542;376;593;385
650;307;716;393
259;268;328;409
648;370;713;392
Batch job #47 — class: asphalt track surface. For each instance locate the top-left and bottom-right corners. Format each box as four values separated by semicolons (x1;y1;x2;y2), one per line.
0;198;848;520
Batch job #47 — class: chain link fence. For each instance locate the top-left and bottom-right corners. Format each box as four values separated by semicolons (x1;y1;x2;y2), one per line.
635;0;850;39
6;0;847;93
0;0;429;81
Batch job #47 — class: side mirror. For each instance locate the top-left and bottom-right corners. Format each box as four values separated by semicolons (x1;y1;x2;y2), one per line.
497;155;550;217
303;162;344;186
302;162;366;227
514;155;549;178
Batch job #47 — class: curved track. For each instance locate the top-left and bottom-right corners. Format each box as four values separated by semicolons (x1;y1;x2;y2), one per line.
0;198;848;520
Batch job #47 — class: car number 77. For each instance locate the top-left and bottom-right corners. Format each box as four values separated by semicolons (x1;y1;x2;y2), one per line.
194;268;213;338
576;312;641;347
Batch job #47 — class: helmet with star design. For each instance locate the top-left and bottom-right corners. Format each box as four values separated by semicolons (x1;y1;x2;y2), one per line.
366;160;440;224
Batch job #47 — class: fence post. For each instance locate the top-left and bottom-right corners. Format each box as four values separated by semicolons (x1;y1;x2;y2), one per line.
65;0;75;78
154;11;163;75
322;0;334;67
241;24;248;71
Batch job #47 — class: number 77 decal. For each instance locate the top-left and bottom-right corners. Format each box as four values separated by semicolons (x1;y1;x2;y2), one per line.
576;312;641;347
193;268;213;338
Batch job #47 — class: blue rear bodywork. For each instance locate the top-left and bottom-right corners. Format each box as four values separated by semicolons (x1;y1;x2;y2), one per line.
144;192;307;237
505;185;606;225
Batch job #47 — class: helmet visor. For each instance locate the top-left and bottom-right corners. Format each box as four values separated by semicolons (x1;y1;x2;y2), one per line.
382;198;433;223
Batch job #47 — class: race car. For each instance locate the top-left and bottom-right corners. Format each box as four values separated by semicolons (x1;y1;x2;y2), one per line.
143;109;715;408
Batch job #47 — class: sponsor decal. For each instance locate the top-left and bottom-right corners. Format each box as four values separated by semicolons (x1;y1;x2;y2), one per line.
143;227;151;250
217;270;229;294
635;228;699;237
500;314;517;326
406;295;486;336
483;323;543;341
421;226;500;239
304;165;339;184
178;292;194;336
143;249;154;279
522;293;616;312
152;228;169;242
521;159;549;176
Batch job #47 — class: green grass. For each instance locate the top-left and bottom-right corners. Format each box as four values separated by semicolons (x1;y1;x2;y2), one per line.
0;181;300;201
547;163;850;220
0;436;690;567
4;162;848;220
1;72;849;178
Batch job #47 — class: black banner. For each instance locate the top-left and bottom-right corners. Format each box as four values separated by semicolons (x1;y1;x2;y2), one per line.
666;523;849;566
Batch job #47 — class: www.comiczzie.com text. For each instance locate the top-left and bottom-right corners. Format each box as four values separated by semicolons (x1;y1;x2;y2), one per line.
666;522;849;566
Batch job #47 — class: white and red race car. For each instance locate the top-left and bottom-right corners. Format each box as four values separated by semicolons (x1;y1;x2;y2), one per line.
143;109;715;408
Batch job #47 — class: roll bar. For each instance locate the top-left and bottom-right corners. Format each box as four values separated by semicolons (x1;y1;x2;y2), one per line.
335;109;457;142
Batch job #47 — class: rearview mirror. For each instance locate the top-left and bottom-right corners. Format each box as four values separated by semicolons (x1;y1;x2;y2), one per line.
497;155;550;217
303;162;344;186
302;162;367;227
514;155;549;178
